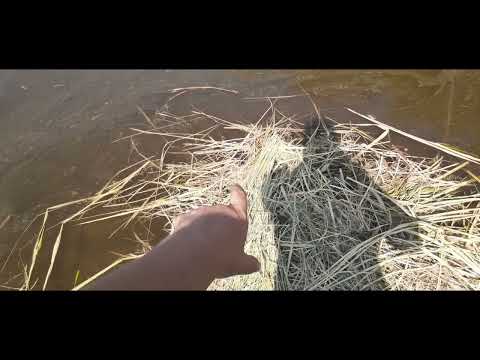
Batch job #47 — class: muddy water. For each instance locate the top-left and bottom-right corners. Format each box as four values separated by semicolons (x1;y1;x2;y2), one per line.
1;69;479;289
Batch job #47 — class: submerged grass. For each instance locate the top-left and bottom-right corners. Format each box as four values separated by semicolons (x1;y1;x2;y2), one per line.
12;100;480;290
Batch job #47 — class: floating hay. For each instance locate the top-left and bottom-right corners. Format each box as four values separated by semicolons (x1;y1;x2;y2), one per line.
12;103;480;290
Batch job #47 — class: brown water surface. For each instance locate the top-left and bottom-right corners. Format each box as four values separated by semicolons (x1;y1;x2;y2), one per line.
1;70;479;289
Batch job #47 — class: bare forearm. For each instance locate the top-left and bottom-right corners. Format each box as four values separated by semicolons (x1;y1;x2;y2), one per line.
86;185;258;290
86;230;216;290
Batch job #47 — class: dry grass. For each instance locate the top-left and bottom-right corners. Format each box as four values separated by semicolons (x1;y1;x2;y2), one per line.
13;101;480;290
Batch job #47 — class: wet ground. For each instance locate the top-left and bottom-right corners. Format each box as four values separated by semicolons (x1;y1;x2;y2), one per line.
1;70;479;289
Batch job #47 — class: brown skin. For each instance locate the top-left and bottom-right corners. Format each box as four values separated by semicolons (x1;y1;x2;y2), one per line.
86;185;259;290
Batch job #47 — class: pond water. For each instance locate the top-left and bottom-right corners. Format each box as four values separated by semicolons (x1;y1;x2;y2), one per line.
1;69;479;289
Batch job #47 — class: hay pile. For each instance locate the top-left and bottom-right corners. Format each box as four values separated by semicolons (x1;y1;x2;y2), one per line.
18;104;480;290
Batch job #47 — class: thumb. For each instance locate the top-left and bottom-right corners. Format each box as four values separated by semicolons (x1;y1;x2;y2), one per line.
236;254;260;275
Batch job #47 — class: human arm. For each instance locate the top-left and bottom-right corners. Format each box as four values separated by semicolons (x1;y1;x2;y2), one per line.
86;185;259;290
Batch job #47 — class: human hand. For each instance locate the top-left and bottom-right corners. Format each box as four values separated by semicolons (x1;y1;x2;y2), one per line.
86;184;259;290
171;184;260;279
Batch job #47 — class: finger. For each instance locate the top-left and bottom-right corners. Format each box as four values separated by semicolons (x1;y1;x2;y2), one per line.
236;254;260;275
229;184;248;221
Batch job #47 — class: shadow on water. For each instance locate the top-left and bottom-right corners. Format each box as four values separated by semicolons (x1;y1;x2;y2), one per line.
261;116;420;290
